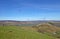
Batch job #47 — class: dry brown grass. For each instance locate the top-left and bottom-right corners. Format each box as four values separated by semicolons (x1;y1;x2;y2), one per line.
33;23;60;33
20;23;60;33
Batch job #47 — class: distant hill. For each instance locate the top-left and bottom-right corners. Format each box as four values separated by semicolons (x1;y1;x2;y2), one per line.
0;20;60;27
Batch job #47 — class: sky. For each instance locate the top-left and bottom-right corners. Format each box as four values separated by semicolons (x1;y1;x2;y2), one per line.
0;0;60;21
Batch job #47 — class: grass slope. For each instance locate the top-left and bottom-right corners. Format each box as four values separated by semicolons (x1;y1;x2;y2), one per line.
33;23;60;33
0;26;57;39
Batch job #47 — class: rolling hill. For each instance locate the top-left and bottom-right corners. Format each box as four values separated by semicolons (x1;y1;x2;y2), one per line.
0;20;60;27
32;23;60;33
0;26;56;39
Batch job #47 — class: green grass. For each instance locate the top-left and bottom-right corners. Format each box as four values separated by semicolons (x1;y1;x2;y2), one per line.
0;26;57;39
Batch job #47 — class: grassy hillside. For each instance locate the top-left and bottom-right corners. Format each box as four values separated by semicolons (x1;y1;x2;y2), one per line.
0;26;56;39
32;23;60;39
33;23;60;33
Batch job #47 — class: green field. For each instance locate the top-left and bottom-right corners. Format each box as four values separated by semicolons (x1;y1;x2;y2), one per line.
0;26;57;39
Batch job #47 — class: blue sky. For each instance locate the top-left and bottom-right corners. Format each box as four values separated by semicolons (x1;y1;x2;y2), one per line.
0;0;60;21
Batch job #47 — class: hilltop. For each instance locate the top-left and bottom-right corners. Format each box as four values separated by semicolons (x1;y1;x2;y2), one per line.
33;23;60;33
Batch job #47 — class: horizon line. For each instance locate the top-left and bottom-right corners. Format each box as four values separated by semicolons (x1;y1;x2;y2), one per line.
0;19;60;21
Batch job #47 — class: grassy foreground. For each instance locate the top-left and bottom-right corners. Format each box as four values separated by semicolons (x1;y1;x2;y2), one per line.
0;26;57;39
